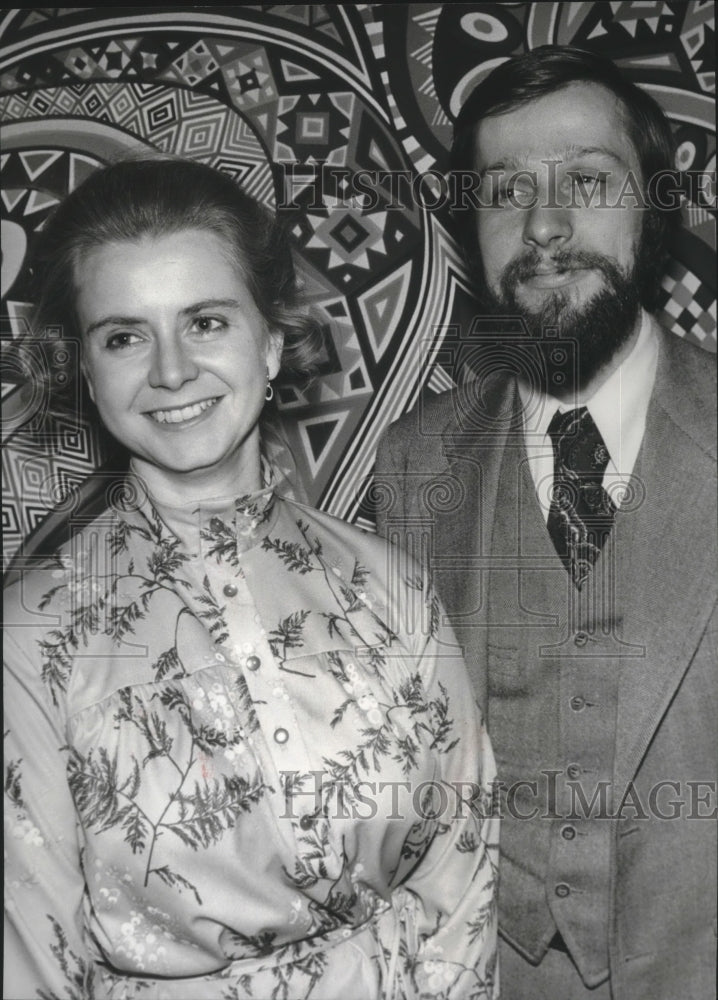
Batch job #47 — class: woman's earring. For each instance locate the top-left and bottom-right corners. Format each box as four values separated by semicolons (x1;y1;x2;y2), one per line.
265;377;274;402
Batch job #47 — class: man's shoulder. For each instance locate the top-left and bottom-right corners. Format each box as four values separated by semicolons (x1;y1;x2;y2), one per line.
660;321;716;367
383;387;460;441
380;373;514;456
653;324;717;451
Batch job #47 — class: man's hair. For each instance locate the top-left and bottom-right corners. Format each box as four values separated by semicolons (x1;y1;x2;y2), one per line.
450;45;681;311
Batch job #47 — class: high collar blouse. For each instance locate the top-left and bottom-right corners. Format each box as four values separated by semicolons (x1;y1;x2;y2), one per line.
4;479;498;999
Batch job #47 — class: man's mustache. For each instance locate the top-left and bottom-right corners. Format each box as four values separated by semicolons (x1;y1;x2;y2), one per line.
501;249;623;290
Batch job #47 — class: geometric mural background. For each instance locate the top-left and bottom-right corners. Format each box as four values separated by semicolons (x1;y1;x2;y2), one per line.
2;4;715;568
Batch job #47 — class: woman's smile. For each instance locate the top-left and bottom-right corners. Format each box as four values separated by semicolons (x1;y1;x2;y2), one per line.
145;395;223;426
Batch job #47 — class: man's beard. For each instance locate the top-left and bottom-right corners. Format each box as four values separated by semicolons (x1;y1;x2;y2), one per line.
480;246;642;396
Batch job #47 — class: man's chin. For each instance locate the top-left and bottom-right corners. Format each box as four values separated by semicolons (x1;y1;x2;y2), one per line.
484;286;641;395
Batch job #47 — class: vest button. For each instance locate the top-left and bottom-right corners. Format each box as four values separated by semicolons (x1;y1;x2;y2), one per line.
561;825;577;841
566;763;581;780
223;583;238;598
574;631;589;647
569;695;586;712
246;656;261;671
555;882;571;898
273;727;289;745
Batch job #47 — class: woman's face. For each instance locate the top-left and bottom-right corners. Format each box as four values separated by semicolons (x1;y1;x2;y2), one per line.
77;228;283;500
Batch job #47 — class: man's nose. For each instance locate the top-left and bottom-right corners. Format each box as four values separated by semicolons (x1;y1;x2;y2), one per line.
522;203;573;249
148;335;199;390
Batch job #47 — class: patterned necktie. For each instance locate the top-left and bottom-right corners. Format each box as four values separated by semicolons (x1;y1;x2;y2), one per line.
547;407;617;589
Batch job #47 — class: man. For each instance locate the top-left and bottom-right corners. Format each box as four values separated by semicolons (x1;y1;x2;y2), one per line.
375;46;716;1000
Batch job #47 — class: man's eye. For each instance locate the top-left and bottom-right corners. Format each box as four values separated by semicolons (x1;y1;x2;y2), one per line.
494;184;535;207
568;172;606;189
489;184;519;206
192;316;226;334
105;331;141;350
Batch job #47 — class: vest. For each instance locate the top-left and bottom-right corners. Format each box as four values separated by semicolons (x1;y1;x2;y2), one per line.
486;439;635;987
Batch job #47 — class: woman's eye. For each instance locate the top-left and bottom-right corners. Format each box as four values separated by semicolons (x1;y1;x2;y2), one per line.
105;331;141;350
192;315;226;334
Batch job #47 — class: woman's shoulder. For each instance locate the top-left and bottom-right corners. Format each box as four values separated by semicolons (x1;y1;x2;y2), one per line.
274;494;404;569
3;503;120;620
272;494;434;633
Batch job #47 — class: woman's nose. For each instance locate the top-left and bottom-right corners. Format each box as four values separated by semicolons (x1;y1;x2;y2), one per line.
148;336;199;390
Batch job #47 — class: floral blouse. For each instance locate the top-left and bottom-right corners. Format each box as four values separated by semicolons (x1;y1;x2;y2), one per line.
4;478;498;999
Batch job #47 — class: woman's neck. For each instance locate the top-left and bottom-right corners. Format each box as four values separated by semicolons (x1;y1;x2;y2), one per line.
128;448;263;507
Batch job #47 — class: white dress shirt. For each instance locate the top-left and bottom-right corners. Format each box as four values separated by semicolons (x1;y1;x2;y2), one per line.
519;310;659;520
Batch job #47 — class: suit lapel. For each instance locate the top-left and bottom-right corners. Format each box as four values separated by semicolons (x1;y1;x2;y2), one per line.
433;375;520;707
615;328;717;788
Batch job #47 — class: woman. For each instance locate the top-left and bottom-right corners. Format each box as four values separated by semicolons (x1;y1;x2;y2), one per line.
4;158;498;999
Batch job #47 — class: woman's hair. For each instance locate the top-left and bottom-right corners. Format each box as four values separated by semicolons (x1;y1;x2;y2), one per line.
26;155;324;407
450;45;682;312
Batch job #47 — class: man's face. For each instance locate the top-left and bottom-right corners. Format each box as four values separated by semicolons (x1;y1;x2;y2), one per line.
473;82;645;391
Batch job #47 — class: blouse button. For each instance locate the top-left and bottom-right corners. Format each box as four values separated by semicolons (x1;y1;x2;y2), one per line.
246;656;261;671
299;813;316;830
273;727;289;745
223;583;238;598
209;517;224;533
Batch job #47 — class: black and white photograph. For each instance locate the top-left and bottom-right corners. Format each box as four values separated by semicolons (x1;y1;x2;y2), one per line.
2;5;715;999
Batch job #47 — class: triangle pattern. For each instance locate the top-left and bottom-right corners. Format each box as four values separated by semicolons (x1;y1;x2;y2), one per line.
2;382;24;403
1;188;27;212
19;149;64;182
298;409;349;475
588;20;609;39
214;43;238;60
309;9;342;44
272;5;312;27
305;418;338;460
24;189;61;216
280;58;320;83
21;10;51;28
367;138;390;171
69;153;102;192
357;261;412;360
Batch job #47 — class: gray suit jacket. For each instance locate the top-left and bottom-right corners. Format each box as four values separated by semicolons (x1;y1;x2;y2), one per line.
375;320;717;1000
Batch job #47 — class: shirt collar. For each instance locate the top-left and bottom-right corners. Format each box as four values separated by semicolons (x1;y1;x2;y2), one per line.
519;309;659;475
126;464;277;558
